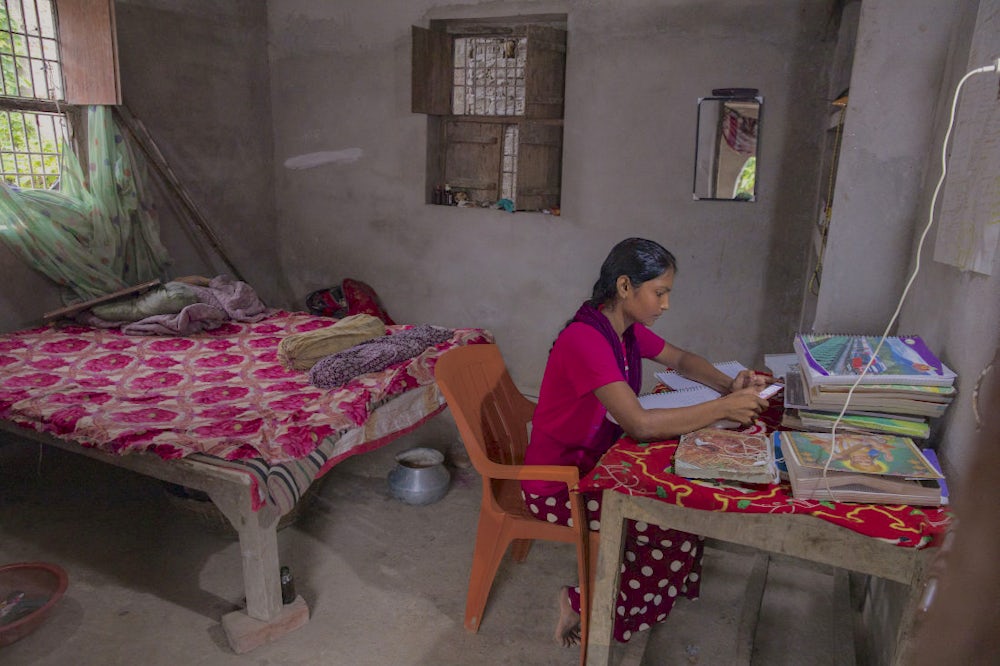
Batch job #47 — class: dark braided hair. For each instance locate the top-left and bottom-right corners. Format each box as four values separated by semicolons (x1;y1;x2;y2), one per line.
589;238;677;307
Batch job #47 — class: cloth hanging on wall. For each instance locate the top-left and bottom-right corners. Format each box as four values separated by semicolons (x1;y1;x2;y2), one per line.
0;106;171;303
722;106;758;155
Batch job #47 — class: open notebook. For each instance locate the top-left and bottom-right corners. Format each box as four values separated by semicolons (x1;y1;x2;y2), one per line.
607;361;748;428
654;360;747;392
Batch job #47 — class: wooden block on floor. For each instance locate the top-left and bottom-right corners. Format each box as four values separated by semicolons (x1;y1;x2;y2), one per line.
222;595;310;654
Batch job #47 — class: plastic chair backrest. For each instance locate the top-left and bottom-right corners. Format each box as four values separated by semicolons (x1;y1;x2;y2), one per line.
435;343;535;477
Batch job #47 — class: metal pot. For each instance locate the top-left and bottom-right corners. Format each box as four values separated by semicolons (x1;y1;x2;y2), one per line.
387;447;451;505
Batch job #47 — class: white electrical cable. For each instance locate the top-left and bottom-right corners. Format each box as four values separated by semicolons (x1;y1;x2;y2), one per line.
819;59;1000;495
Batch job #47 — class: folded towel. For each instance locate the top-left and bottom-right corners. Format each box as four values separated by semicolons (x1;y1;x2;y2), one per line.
309;324;455;389
279;313;386;371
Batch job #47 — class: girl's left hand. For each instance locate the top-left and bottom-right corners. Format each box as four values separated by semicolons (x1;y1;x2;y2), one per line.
730;370;770;393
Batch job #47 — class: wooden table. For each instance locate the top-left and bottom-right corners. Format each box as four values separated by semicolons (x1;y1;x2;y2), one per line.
580;435;947;666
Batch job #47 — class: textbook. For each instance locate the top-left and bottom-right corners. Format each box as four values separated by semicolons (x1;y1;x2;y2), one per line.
781;408;931;439
921;448;949;505
674;428;779;484
786;364;951;418
793;334;956;387
777;431;945;506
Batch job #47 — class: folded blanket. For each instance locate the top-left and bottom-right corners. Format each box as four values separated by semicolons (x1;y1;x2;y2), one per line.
278;313;386;371
309;324;455;389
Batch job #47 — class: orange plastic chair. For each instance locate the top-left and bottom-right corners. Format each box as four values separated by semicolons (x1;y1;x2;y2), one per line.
434;344;599;665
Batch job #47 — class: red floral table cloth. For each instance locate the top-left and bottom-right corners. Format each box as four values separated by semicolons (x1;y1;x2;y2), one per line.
577;403;952;548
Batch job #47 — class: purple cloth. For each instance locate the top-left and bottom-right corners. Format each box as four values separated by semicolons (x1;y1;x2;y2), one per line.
309;324;455;389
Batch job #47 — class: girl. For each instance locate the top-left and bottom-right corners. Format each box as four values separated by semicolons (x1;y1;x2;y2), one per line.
521;237;767;646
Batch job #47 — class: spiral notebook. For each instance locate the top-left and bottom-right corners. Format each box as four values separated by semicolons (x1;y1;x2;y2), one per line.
607;364;746;429
794;334;956;387
654;360;747;392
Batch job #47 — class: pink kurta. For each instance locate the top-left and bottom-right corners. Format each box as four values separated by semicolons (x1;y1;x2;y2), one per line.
523;321;664;494
522;319;703;643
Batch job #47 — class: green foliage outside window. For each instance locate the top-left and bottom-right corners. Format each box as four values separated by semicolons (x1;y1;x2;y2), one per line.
0;0;64;190
733;156;756;201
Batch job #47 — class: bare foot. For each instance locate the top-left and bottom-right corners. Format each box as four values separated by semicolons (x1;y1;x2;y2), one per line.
554;587;581;647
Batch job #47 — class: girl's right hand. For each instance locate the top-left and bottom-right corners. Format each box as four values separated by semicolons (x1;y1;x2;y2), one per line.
720;386;768;424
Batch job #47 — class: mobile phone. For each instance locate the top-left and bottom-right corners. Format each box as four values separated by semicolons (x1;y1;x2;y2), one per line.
758;383;783;400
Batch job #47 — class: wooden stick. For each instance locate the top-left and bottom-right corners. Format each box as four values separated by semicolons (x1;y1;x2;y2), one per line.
112;104;246;282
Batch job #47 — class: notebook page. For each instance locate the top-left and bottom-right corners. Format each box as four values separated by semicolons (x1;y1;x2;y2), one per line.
655;360;747;391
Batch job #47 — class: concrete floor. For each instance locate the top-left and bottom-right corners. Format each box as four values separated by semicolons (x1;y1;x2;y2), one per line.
0;414;850;665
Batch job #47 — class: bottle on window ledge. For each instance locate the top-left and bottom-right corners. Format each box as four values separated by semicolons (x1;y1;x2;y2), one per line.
280;565;296;604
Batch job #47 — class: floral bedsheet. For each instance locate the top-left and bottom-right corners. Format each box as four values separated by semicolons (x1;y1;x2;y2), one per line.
0;311;491;490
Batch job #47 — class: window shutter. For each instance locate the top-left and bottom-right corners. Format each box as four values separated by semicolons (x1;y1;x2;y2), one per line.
411;26;452;115
56;0;121;104
523;26;565;119
516;122;562;211
444;120;502;203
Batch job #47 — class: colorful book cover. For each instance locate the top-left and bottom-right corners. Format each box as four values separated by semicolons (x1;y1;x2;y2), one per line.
675;428;777;484
779;431;942;479
794;334;956;386
797;410;931;439
921;448;949;505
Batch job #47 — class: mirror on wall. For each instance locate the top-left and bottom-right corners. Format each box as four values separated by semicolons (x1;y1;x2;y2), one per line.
693;91;762;201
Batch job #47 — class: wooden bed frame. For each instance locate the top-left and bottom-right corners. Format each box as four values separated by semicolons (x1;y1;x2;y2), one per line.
0;385;447;653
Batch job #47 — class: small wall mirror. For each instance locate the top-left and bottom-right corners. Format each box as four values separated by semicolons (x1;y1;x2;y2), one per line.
693;91;762;201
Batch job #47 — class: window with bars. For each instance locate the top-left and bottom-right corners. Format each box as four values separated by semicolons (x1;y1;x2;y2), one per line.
412;18;566;212
0;0;120;190
0;0;66;189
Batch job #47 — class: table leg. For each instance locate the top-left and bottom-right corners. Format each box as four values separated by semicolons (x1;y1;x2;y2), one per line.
891;555;930;665
586;489;629;666
735;552;770;664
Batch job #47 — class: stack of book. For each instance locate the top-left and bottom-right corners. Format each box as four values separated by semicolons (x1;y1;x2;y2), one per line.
782;333;957;440
775;430;947;506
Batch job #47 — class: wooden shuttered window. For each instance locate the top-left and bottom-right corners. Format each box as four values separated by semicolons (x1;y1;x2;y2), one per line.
516;122;562;211
412;20;566;212
443;120;501;204
411;26;451;115
523;25;566;120
56;0;121;105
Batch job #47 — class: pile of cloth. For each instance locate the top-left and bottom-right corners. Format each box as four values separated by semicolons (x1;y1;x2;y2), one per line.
279;314;454;389
76;274;269;335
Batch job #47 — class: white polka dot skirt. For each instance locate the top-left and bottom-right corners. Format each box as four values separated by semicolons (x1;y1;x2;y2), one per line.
522;487;704;643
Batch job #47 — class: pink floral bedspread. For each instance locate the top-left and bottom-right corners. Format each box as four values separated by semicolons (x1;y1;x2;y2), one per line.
0;311;492;465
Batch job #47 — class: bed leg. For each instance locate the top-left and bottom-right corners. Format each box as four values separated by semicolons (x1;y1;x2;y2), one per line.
208;487;310;653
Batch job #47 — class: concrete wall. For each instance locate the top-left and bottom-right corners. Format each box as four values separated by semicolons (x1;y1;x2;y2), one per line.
810;4;992;662
813;0;962;334
811;0;994;484
267;0;838;394
115;0;288;309
897;0;999;481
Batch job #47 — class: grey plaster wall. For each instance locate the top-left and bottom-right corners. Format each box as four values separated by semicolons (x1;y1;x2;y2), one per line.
897;0;999;481
267;0;837;393
813;0;961;334
115;0;288;308
810;0;995;484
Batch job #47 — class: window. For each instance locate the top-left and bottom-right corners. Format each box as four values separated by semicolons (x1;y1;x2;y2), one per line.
412;16;566;212
0;0;119;189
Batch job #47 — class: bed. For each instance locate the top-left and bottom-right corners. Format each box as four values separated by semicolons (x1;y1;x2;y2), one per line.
0;309;492;652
